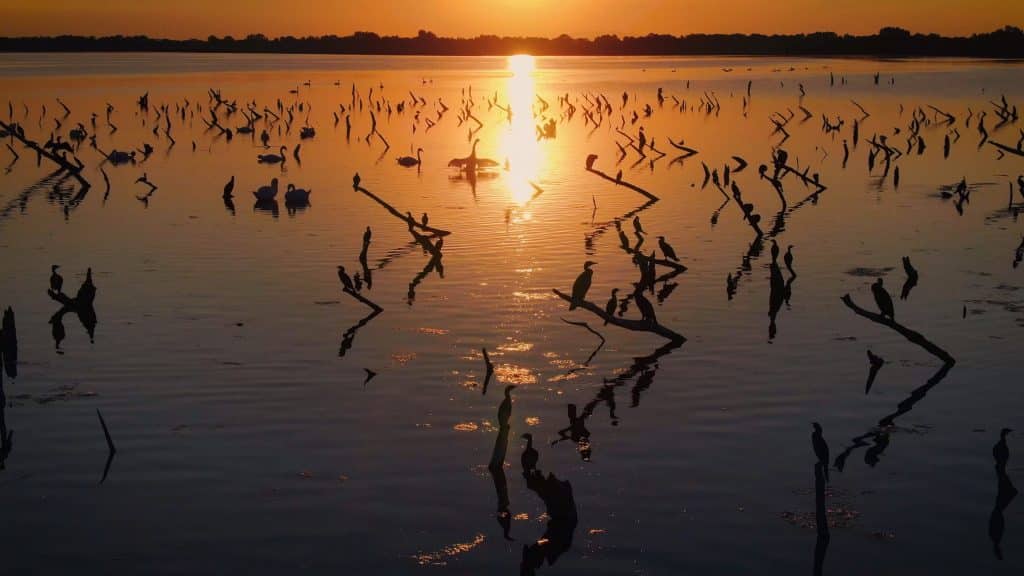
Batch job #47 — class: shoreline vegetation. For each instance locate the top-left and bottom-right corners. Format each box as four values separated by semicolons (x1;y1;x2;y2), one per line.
1;27;1022;57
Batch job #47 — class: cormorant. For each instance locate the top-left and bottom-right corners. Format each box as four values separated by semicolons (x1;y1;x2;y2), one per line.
521;433;539;472
994;428;1012;472
783;245;795;275
657;236;679;262
770;240;780;262
632;216;644;235
633;285;656;323
498;385;516;425
812;422;830;482
337;266;355;292
50;265;63;294
421;213;429;227
872;278;895;320
570;261;596;310
604;288;619;324
352;172;361;189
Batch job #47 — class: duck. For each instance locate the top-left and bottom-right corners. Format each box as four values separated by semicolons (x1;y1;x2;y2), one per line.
253;178;280;201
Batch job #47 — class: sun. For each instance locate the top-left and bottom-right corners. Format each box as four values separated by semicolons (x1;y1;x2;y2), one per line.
507;54;535;76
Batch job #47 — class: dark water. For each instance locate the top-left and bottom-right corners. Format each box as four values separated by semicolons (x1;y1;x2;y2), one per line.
0;53;1023;574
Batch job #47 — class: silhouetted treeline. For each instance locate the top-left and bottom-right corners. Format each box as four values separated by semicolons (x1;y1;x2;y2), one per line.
2;27;1024;57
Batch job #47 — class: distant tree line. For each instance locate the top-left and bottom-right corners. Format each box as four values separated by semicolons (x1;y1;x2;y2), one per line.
2;27;1023;57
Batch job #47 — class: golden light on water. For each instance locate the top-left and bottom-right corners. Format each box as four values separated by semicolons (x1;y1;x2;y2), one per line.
500;54;543;207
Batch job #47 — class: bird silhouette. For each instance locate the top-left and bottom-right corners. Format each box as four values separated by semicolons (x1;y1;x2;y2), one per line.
570;261;596;310
397;147;423;167
657;236;679;262
49;265;63;294
521;433;539;472
872;278;895;320
812;422;830;482
783;245;795;275
337;266;355;292
603;288;619;324
995;428;1012;473
498;385;516;424
256;145;287;164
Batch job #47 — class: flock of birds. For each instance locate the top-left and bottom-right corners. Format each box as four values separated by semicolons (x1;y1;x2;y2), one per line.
1;59;1023;572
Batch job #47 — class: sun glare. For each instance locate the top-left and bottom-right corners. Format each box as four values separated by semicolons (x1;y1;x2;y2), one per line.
508;54;536;76
500;54;542;206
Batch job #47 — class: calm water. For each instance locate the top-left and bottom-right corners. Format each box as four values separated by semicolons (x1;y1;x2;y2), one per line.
1;53;1023;574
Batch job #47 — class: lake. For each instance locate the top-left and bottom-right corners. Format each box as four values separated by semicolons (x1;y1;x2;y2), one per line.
1;52;1023;574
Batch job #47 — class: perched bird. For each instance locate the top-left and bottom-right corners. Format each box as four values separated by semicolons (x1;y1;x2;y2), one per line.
570;261;596;310
994;428;1012;472
633;285;656;323
352;173;361;189
363;226;372;246
585;154;598;170
632;216;644;235
223;175;235;199
50;265;63;294
770;240;780;262
337;266;355;292
812;422;830;482
498;385;516;425
521;433;539;472
657;236;679;262
872;278;895;320
421;213;429;228
604;288;619;324
615;221;630;250
783;245;795;275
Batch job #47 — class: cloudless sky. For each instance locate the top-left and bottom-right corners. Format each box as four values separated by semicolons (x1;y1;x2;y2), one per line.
1;0;1020;38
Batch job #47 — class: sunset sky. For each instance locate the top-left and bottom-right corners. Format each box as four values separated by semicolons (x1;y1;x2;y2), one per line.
1;0;1020;39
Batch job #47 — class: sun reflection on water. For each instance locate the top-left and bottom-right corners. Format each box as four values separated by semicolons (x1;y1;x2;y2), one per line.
500;55;543;206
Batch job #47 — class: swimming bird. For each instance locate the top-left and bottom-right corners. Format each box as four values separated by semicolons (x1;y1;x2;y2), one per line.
521;433;539;472
783;245;795;275
812;422;830;482
570;261;596;310
257;146;287;164
604;288;619;324
498;385;516;425
223;175;235;199
872;278;895;320
337;265;355;292
284;184;311;203
657;236;679;262
994;428;1012;472
50;265;63;294
397;147;423;167
253;178;279;201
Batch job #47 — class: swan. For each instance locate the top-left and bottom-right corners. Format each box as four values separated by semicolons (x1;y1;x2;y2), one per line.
253;178;279;200
397;147;423;167
284;183;311;203
257;146;287;164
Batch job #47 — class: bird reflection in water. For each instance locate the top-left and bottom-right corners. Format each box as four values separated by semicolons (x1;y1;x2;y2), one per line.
990;428;1017;560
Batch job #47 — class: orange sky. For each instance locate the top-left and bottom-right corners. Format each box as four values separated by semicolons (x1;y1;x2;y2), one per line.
1;0;1020;39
